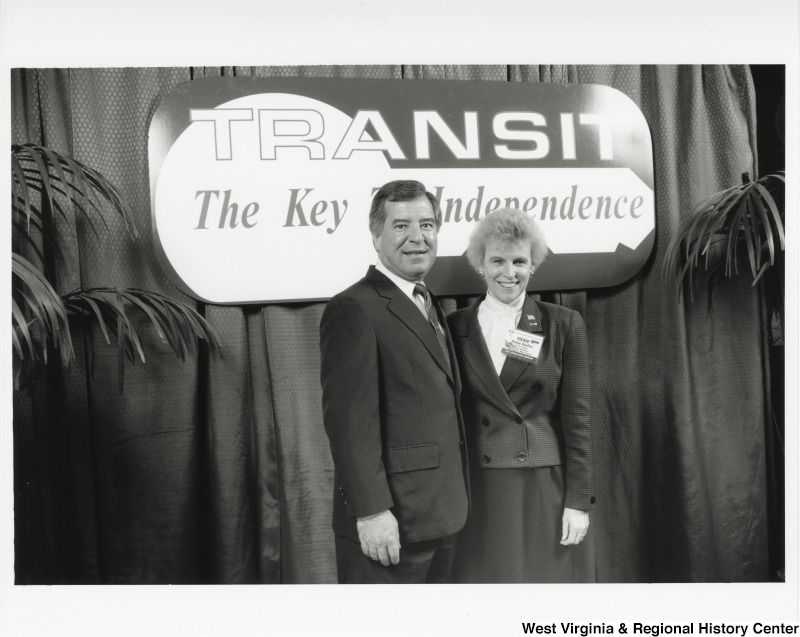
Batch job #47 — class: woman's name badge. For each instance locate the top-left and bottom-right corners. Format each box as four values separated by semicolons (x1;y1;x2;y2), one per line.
501;329;545;364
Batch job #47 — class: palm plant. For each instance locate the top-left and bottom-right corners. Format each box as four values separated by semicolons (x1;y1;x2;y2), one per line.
12;143;221;390
664;171;785;332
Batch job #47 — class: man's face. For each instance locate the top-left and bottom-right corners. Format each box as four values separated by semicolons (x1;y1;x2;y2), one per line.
372;195;438;282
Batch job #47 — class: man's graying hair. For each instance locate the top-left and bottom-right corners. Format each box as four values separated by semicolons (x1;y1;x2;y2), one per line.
369;180;442;236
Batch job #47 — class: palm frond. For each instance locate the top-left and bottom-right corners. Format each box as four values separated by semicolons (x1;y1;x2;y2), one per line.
663;171;785;298
11;153;32;231
12;298;33;360
15;176;106;241
12;143;139;241
11;254;74;366
12;212;67;267
62;288;222;391
753;181;785;249
11;143;224;392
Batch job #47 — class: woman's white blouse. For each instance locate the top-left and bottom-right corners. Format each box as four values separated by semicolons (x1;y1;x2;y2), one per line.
477;291;527;375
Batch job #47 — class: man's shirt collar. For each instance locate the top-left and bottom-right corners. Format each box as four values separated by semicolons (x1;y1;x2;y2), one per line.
375;261;422;302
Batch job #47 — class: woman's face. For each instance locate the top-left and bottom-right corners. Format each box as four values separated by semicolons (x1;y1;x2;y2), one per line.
482;238;534;304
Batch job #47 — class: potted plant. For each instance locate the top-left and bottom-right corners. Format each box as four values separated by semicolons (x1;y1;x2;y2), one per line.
11;143;221;390
664;168;786;583
663;170;785;334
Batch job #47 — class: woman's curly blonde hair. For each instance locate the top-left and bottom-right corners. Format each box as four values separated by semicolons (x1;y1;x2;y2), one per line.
466;208;548;273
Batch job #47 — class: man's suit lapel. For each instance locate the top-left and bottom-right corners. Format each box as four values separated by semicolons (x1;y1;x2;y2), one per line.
498;295;543;392
367;267;453;382
458;298;520;416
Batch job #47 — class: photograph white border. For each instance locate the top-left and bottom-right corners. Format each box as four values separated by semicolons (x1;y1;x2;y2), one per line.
1;1;797;635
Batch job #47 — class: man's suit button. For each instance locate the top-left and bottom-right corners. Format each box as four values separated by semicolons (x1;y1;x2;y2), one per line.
515;415;523;424
516;452;527;462
532;382;542;392
481;417;489;427
481;455;491;464
590;496;596;505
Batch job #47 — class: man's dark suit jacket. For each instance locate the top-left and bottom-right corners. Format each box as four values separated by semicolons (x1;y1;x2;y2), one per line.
320;266;470;544
447;294;595;511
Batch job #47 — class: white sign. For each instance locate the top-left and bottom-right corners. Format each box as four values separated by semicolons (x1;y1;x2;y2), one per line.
149;78;655;303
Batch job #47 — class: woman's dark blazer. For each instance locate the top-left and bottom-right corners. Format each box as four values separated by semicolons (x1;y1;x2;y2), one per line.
447;294;596;511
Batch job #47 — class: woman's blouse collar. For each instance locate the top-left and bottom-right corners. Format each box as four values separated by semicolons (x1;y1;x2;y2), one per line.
482;289;526;315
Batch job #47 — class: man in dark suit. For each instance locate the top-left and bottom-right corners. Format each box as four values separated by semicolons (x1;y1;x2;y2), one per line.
320;179;469;584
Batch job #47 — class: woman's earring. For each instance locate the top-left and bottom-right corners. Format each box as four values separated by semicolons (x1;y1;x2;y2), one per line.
529;268;535;277
478;271;485;277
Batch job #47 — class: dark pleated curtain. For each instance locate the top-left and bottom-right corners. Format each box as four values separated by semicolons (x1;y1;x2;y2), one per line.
11;65;769;584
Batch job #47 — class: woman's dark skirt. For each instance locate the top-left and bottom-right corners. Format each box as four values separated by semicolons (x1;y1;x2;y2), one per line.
451;465;596;583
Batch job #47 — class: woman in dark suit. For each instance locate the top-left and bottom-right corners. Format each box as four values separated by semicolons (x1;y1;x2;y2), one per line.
448;208;596;583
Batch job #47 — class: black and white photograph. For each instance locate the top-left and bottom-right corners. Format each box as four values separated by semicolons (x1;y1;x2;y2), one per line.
1;1;798;636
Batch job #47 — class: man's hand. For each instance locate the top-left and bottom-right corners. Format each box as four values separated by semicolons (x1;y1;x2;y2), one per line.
356;509;401;565
560;507;590;546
